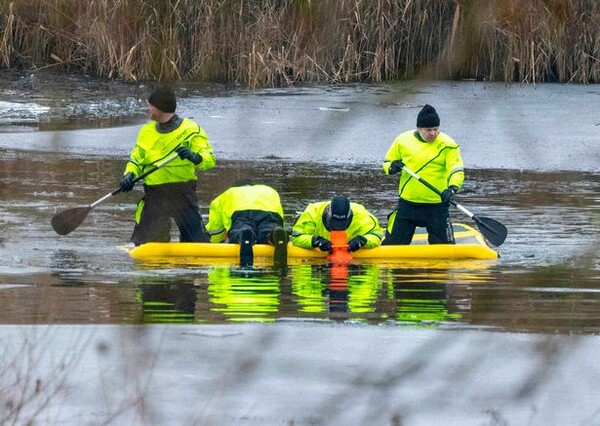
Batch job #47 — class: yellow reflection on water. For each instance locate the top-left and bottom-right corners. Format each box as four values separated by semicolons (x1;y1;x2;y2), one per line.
383;264;493;325
206;268;281;323
291;264;384;317
131;258;497;325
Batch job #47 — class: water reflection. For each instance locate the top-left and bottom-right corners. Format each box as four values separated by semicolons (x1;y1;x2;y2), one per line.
203;268;281;323
137;281;196;323
387;270;462;325
136;264;489;325
292;264;382;321
122;260;498;326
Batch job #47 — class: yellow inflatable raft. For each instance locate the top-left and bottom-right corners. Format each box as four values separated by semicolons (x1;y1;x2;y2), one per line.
129;223;498;262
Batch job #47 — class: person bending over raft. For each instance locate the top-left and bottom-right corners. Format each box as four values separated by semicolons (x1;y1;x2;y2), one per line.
205;180;287;268
291;196;383;253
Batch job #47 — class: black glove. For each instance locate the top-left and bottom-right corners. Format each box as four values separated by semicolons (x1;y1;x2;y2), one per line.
312;236;332;253
348;235;367;252
119;172;135;192
440;185;459;204
388;160;405;175
175;146;202;165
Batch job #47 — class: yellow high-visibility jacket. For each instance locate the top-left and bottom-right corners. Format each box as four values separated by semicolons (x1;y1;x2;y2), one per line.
291;201;383;249
124;118;215;185
383;130;464;203
206;184;284;243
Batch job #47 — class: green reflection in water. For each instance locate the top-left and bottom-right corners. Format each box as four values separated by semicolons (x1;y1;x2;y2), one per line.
207;267;281;323
347;265;382;314
130;260;494;325
291;265;327;314
291;264;383;321
385;268;464;325
396;291;462;324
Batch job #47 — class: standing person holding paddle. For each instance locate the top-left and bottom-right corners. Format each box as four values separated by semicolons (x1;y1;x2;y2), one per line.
382;104;464;245
119;86;216;246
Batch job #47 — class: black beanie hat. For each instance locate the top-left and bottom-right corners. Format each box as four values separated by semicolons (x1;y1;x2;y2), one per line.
416;104;440;128
148;87;177;113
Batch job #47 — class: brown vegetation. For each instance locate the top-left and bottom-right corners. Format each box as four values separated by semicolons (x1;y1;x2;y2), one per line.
0;0;599;87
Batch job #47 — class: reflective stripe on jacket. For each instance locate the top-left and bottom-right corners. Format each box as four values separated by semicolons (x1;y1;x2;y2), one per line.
291;201;383;249
124;118;216;185
382;130;464;203
206;184;284;243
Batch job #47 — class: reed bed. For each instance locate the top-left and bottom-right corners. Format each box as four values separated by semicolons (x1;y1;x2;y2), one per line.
0;0;599;87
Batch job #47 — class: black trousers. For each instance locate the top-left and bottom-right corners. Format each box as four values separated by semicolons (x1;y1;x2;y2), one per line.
383;199;455;245
228;210;284;244
131;180;210;246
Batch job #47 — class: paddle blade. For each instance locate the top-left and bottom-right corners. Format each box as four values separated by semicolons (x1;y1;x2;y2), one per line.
51;206;92;235
473;215;507;247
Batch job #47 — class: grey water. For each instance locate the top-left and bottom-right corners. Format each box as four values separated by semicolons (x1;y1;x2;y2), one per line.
1;71;599;425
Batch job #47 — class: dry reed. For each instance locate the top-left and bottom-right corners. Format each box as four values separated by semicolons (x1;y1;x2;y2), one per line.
0;0;599;87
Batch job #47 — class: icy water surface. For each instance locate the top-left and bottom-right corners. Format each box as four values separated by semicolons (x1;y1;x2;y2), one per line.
1;154;598;332
0;72;599;332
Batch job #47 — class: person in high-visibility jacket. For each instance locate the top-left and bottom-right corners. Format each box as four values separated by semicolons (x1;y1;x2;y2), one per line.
382;104;464;245
206;181;287;267
206;181;285;244
119;86;216;246
291;196;383;253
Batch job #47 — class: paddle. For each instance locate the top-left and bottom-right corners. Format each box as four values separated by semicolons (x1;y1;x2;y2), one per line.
51;153;179;236
400;165;507;247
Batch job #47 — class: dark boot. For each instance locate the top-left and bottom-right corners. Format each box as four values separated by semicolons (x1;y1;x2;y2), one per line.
271;226;288;269
239;229;254;268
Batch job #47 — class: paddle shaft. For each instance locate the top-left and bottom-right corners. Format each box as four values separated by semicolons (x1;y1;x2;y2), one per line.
90;153;179;209
400;166;474;218
51;153;181;235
